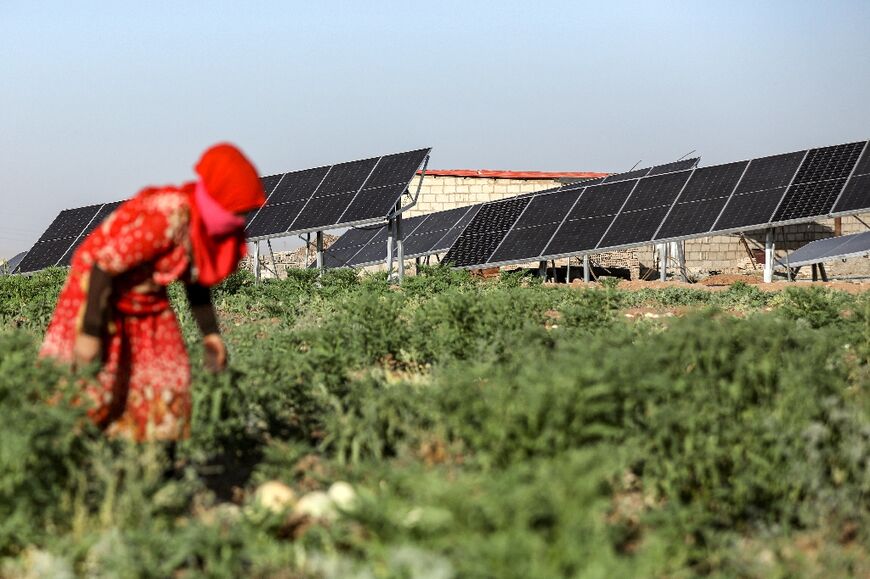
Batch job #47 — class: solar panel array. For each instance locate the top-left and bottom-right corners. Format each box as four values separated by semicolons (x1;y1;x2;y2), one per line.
316;205;481;269
15;148;430;275
783;230;870;268
246;148;430;240
14;201;124;274
324;159;700;269
443;140;870;269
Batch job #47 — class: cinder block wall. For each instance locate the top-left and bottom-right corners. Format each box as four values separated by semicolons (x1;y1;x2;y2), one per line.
404;175;560;217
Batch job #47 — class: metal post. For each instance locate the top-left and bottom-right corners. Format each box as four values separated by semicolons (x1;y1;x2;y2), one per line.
267;239;278;279
386;218;395;281
305;233;311;266
818;263;828;281
583;254;590;283
566;258;571;284
676;241;688;282
415;256;422;275
763;228;775;283
658;243;668;282
396;209;405;283
253;241;261;284
812;264;819;281
538;260;547;280
316;231;324;274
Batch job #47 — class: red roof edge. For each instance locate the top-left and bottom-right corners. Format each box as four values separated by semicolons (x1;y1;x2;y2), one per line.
415;169;609;180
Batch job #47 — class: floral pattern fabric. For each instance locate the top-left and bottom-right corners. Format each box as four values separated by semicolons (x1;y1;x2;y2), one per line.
40;189;194;441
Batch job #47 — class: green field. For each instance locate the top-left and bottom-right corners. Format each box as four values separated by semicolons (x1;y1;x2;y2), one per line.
1;268;868;578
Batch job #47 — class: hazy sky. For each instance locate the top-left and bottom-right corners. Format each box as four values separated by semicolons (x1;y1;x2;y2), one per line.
2;1;869;257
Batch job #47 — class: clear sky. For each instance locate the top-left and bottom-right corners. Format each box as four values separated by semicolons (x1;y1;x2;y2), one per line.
1;1;869;257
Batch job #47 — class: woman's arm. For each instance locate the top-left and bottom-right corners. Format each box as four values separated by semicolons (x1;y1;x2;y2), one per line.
185;283;227;372
74;264;113;367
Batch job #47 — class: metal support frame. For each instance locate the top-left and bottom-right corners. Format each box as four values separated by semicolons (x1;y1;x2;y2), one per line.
675;241;688;282
763;228;775;283
566;258;571;283
538;260;547;280
396;207;405;283
658;243;669;282
386;217;395;281
253;241;261;284
316;231;324;274
583;254;590;283
305;232;311;266
267;239;279;279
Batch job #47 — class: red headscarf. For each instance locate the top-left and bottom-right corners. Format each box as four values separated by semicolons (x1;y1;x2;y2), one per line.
189;143;265;286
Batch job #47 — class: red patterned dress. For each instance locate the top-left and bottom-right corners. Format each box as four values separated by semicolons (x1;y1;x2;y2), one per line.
40;188;194;441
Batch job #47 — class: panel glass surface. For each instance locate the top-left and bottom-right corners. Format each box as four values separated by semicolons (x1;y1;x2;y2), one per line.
712;187;787;231
773;179;847;222
290;192;356;231
340;183;407;223
260;174;284;199
15;239;75;273
512;189;582;229
733;151;805;195
267;166;330;205
565;180;637;220
363;149;429;189
313;158;379;198
598;206;671;248
443;230;511;267
621;171;692;212
461;198;530;237
832;174;870;214
654;197;731;240
543;215;614;256
676;161;748;203
851;142;870;176
791;142;865;184
431;206;482;252
37;205;102;242
827;230;870;257
246;201;307;238
347;228;390;266
784;235;854;266
490;223;559;263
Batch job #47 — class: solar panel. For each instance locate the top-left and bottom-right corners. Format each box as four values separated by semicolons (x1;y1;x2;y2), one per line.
15;204;106;273
620;171;692;213
431;205;482;252
598;205;672;249
319;226;382;269
712;187;788;231
733;151;806;195
647;158;700;176
833;174;870;214
245;148;430;240
544;215;616;256
654;161;748;240
784;231;870;267
772;142;865;221
442;198;530;266
831;141;870;215
490;222;560;263
60;201;125;266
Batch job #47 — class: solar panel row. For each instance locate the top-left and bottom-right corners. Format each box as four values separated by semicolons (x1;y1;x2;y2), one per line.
246;148;430;239
443;140;870;269
15;148;430;275
316;205;481;269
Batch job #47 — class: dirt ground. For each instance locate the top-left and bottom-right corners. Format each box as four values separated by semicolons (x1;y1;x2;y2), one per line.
557;274;870;294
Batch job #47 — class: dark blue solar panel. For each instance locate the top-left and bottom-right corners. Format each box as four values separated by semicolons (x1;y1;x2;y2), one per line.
598;206;671;248
490;223;559;263
733;151;805;195
832;174;870;214
544;216;615;256
268;166;330;205
621;171;692;213
565;180;637;220
676;161;748;203
654;197;731;240
340;183;407;223
713;187;787;231
512;189;582;229
314;158;379;198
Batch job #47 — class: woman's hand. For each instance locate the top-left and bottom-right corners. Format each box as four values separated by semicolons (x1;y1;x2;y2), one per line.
203;333;227;373
73;333;102;369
